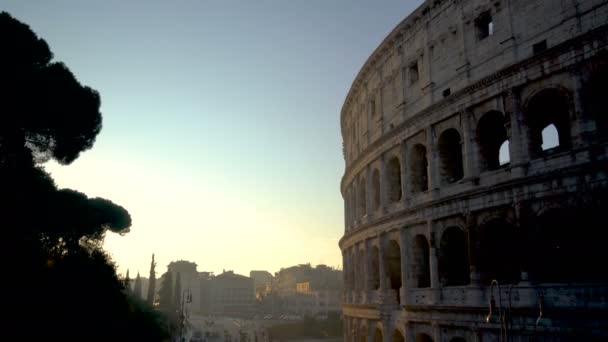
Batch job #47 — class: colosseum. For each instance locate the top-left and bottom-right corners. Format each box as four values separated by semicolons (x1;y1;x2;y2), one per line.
339;0;608;341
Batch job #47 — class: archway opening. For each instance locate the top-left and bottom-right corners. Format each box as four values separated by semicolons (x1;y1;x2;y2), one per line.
410;144;429;193
358;177;367;217
541;124;559;151
498;140;510;165
438;128;464;184
372;169;380;211
476;219;519;284
477;110;509;171
526;88;571;156
387;240;402;302
412;235;431;288
371;246;380;290
387;157;402;202
438;227;470;286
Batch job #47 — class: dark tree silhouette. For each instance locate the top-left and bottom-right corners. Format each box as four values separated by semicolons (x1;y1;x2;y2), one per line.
0;12;168;340
134;271;143;299
148;253;157;305
159;271;174;311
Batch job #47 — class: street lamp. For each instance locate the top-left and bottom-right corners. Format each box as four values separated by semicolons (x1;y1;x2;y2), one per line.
485;280;513;342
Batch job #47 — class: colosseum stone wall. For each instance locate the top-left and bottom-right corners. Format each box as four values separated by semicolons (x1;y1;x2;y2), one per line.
339;0;608;341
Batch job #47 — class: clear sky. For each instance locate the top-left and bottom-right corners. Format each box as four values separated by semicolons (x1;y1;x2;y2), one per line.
3;0;424;277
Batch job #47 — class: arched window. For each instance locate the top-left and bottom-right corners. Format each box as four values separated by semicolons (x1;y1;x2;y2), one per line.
526;88;571;156
358;177;367;217
371;246;380;290
477;111;509;171
350;186;357;224
541;124;559;151
410;144;429;193
412;235;431;288
438;129;464;184
393;330;405;342
416;333;434;342
476;219;519;284
387;157;402;202
387;240;402;302
498;140;510;165
372;169;381;211
438;227;470;286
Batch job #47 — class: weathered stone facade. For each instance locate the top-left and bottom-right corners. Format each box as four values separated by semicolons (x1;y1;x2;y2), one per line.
339;0;608;341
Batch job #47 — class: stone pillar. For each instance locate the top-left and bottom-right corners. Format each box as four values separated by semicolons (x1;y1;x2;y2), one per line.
365;165;372;220
399;229;408;306
342;251;348;303
378;235;387;292
365;321;374;342
399;142;408;202
344;195;349;233
465;213;480;285
403;142;413;200
571;74;596;147
426;127;439;191
351;177;360;229
505;89;530;176
428;222;439;290
354;245;360;302
363;240;372;304
461;109;480;181
379;156;388;210
432;322;441;342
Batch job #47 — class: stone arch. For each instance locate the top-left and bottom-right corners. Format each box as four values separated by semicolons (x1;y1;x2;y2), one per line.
387;156;402;202
524;87;572;156
371;245;380;290
372;168;381;211
409;144;429;193
392;329;405;342
358;176;367;217
476;218;519;284
438;226;470;286
476;110;509;171
411;235;431;288
387;239;402;301
438;128;464;184
416;333;434;342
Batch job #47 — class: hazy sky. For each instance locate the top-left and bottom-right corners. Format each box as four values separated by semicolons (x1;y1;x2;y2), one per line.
3;0;423;277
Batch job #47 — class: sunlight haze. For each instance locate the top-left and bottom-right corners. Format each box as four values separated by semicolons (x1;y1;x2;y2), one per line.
3;0;423;276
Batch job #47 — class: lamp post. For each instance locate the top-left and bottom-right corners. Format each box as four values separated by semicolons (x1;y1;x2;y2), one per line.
485;280;514;342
